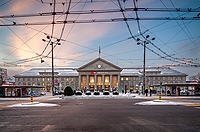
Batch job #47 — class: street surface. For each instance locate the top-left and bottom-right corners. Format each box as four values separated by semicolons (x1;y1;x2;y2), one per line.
0;94;200;132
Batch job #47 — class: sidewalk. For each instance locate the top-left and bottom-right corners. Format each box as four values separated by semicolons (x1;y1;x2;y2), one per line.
1;92;200;101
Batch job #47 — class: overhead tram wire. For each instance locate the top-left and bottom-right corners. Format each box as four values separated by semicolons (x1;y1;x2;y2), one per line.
36;0;123;4
117;0;137;40
169;0;200;52
54;0;72;58
160;0;194;58
0;20;39;62
148;6;200;65
116;0;200;67
2;0;64;66
40;0;73;60
138;23;200;66
0;0;12;7
133;0;200;67
120;0;199;67
1;16;199;27
1;2;200;66
1;7;199;19
55;0;87;58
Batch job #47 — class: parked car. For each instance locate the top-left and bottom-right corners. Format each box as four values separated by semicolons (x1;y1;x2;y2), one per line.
40;92;46;96
75;90;82;95
85;90;91;95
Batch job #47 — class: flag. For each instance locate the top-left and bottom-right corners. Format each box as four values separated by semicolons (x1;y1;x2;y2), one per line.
99;46;101;57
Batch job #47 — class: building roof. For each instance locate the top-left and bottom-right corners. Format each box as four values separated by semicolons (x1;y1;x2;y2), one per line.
14;66;186;77
14;68;78;77
13;57;187;77
77;57;122;72
120;67;187;76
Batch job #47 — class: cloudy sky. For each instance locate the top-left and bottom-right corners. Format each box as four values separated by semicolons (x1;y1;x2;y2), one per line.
0;0;199;79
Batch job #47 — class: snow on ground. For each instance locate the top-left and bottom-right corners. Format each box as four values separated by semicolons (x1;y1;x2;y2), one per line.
135;99;193;105
10;102;59;107
62;92;136;99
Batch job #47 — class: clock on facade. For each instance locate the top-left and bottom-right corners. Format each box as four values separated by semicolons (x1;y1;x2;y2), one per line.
97;64;101;68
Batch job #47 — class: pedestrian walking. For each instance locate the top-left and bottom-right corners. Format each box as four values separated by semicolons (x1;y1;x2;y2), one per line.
145;88;148;96
167;89;171;96
150;88;152;96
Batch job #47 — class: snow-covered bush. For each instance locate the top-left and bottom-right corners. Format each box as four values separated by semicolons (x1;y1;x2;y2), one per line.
64;86;74;96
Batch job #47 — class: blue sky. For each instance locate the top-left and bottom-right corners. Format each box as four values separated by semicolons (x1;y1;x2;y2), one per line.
0;0;199;79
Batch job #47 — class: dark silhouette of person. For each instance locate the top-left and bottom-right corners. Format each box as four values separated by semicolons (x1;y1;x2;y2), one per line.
150;89;152;96
167;89;171;96
145;88;148;96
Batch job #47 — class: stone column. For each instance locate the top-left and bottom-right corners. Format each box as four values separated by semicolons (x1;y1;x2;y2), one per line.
110;75;112;91
94;75;97;90
117;74;120;88
79;75;81;89
102;75;105;90
86;75;89;89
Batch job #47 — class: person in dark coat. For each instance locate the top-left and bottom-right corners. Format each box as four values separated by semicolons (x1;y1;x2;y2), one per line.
150;88;152;96
167;89;171;96
145;88;148;96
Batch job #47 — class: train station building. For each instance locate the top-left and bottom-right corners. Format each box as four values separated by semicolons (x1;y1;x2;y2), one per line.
12;57;191;96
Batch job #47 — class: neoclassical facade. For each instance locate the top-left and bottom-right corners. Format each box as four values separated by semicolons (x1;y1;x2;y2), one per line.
14;57;187;93
77;58;122;91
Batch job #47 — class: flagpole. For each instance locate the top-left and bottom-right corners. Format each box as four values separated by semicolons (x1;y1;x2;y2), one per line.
99;46;101;58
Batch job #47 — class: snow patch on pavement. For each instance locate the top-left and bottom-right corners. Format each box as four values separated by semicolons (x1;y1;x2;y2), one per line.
10;102;59;107
135;99;193;105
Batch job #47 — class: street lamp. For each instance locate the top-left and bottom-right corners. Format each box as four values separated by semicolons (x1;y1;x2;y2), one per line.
42;36;61;96
136;35;155;95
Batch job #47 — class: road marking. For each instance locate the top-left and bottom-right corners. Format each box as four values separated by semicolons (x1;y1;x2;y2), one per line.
184;104;200;107
184;103;200;110
195;107;200;110
42;125;55;131
0;106;10;110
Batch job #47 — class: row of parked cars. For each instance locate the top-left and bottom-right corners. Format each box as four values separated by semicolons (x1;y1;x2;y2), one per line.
74;90;119;96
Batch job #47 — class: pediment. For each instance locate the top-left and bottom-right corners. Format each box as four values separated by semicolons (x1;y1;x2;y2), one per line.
77;57;122;72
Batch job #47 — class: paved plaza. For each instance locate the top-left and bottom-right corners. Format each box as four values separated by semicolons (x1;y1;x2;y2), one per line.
0;93;200;132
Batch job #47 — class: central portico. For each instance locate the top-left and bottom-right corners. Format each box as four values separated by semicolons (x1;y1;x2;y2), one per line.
77;57;122;91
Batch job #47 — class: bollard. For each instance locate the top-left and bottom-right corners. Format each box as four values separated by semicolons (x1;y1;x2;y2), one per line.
30;96;33;103
159;94;161;100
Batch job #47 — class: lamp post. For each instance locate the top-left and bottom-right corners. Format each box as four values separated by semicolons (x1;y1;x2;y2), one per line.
42;36;61;96
136;35;155;95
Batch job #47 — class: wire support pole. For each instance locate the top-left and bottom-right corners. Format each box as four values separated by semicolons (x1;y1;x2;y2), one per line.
136;35;155;95
143;42;146;95
51;0;56;96
51;41;55;96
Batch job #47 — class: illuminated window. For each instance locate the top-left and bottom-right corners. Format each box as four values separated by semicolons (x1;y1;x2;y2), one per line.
104;76;109;83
